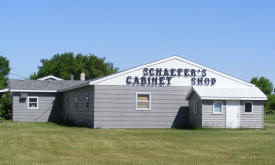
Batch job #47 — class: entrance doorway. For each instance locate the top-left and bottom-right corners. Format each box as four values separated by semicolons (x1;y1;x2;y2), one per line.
226;100;240;128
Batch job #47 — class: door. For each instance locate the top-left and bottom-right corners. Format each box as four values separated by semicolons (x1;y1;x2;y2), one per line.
226;100;240;128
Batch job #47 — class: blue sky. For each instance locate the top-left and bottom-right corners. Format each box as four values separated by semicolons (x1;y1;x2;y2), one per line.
0;0;274;85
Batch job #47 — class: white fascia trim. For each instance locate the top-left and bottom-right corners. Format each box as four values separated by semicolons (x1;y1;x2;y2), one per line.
58;81;90;92
201;97;267;101
89;56;179;85
89;56;254;87
38;75;63;80
0;88;9;93
10;89;57;93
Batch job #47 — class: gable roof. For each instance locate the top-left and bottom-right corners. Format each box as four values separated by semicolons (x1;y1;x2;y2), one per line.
186;86;267;100
37;75;63;81
57;55;256;92
88;56;254;87
9;80;86;92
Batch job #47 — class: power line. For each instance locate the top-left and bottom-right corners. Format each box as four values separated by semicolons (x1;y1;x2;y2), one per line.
9;72;27;79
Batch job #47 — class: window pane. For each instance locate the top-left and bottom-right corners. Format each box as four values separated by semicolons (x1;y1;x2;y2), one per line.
214;102;222;112
245;103;252;113
85;94;89;103
194;100;197;113
29;103;37;108
137;102;149;109
138;94;149;101
29;98;37;102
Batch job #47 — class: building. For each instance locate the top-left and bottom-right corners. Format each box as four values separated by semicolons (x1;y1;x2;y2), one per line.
8;56;267;128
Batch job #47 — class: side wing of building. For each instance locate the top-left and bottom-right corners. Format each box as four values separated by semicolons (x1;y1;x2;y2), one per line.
12;92;61;122
61;86;94;127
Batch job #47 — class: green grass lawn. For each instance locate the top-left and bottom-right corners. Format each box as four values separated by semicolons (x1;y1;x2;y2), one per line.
0;121;275;165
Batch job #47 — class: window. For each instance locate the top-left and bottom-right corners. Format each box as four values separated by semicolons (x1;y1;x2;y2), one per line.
244;101;253;114
66;96;69;106
213;101;223;114
136;92;151;110
28;97;38;109
85;93;89;109
75;96;78;109
194;100;198;114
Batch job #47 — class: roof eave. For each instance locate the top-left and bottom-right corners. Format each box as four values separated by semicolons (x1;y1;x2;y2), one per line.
10;89;57;93
58;81;90;92
185;87;202;100
200;97;268;101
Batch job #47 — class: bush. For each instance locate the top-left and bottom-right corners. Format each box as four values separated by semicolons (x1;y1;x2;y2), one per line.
268;95;275;110
0;93;12;120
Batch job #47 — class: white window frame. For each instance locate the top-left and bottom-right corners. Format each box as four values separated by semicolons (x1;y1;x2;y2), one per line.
244;101;253;114
136;92;151;111
213;100;223;114
193;100;198;114
28;97;39;109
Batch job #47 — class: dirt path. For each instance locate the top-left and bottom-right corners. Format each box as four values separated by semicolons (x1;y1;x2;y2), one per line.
264;123;275;127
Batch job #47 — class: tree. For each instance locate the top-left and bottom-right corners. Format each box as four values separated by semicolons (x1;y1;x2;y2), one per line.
0;56;11;119
0;56;11;89
251;77;275;111
250;77;273;95
30;52;119;80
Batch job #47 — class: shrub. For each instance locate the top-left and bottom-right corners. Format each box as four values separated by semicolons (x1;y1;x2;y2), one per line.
268;95;275;110
0;93;12;120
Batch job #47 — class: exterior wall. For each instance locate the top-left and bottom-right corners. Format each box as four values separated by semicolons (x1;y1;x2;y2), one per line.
240;100;264;128
62;86;94;127
201;100;264;128
93;85;190;128
201;100;226;128
93;58;253;88
12;92;61;122
188;93;202;127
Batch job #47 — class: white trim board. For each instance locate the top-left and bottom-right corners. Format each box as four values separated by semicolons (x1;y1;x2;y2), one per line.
136;92;152;111
200;97;267;101
0;88;9;93
27;96;39;109
213;100;224;114
244;101;254;114
38;75;63;81
10;89;57;93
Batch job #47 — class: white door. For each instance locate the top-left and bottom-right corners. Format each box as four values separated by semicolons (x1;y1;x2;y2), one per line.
226;100;240;128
